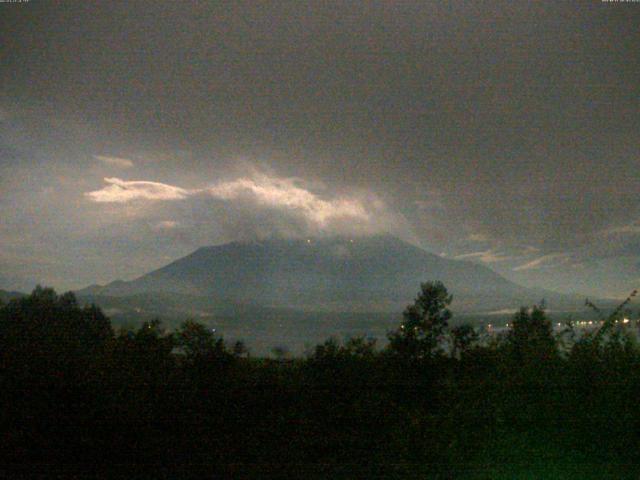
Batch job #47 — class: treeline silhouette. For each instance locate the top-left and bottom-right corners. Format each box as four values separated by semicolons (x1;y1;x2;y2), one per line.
1;283;639;478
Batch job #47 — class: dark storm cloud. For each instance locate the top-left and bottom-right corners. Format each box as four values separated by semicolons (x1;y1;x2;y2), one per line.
0;1;639;294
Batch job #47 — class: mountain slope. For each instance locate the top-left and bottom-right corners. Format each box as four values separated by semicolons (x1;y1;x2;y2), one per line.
77;235;585;313
0;289;26;304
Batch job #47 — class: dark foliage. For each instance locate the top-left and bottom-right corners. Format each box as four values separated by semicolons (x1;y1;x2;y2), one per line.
1;285;639;478
387;281;453;359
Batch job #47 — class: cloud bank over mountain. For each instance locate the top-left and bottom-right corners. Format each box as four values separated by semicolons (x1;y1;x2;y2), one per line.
85;171;412;242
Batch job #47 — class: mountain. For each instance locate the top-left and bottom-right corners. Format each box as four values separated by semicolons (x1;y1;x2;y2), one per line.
0;289;26;304
76;235;586;314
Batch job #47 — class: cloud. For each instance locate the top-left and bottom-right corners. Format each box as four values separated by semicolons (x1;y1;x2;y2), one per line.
603;222;640;236
204;175;370;227
83;172;411;241
454;250;511;263
467;233;490;243
154;220;179;230
93;155;134;168
513;253;567;272
86;177;189;203
522;245;541;255
86;173;371;225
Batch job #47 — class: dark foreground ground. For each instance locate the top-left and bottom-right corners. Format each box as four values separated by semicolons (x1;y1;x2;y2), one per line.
2;287;640;478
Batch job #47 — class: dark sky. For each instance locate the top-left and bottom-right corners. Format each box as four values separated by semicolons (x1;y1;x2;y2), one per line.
1;1;639;297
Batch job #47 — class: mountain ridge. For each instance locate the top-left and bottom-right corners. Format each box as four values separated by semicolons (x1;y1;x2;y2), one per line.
76;234;587;313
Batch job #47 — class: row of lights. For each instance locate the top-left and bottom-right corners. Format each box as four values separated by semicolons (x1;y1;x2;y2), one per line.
489;319;634;329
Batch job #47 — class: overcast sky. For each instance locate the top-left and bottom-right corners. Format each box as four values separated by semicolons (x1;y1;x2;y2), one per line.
1;1;639;297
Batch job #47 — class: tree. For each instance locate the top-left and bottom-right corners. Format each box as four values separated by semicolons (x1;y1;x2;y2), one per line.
272;345;291;361
175;320;228;360
232;340;248;358
507;305;557;364
451;324;478;359
388;281;452;359
0;286;113;361
311;336;377;362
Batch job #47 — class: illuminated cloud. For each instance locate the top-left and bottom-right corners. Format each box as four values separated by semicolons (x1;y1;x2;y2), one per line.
513;253;566;272
603;222;640;235
154;220;180;230
204;175;370;226
86;177;189;203
86;174;371;225
454;250;511;263
467;233;490;242
93;155;134;168
83;172;409;239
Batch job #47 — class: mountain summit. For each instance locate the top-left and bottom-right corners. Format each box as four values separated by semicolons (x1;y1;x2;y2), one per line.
77;235;582;313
